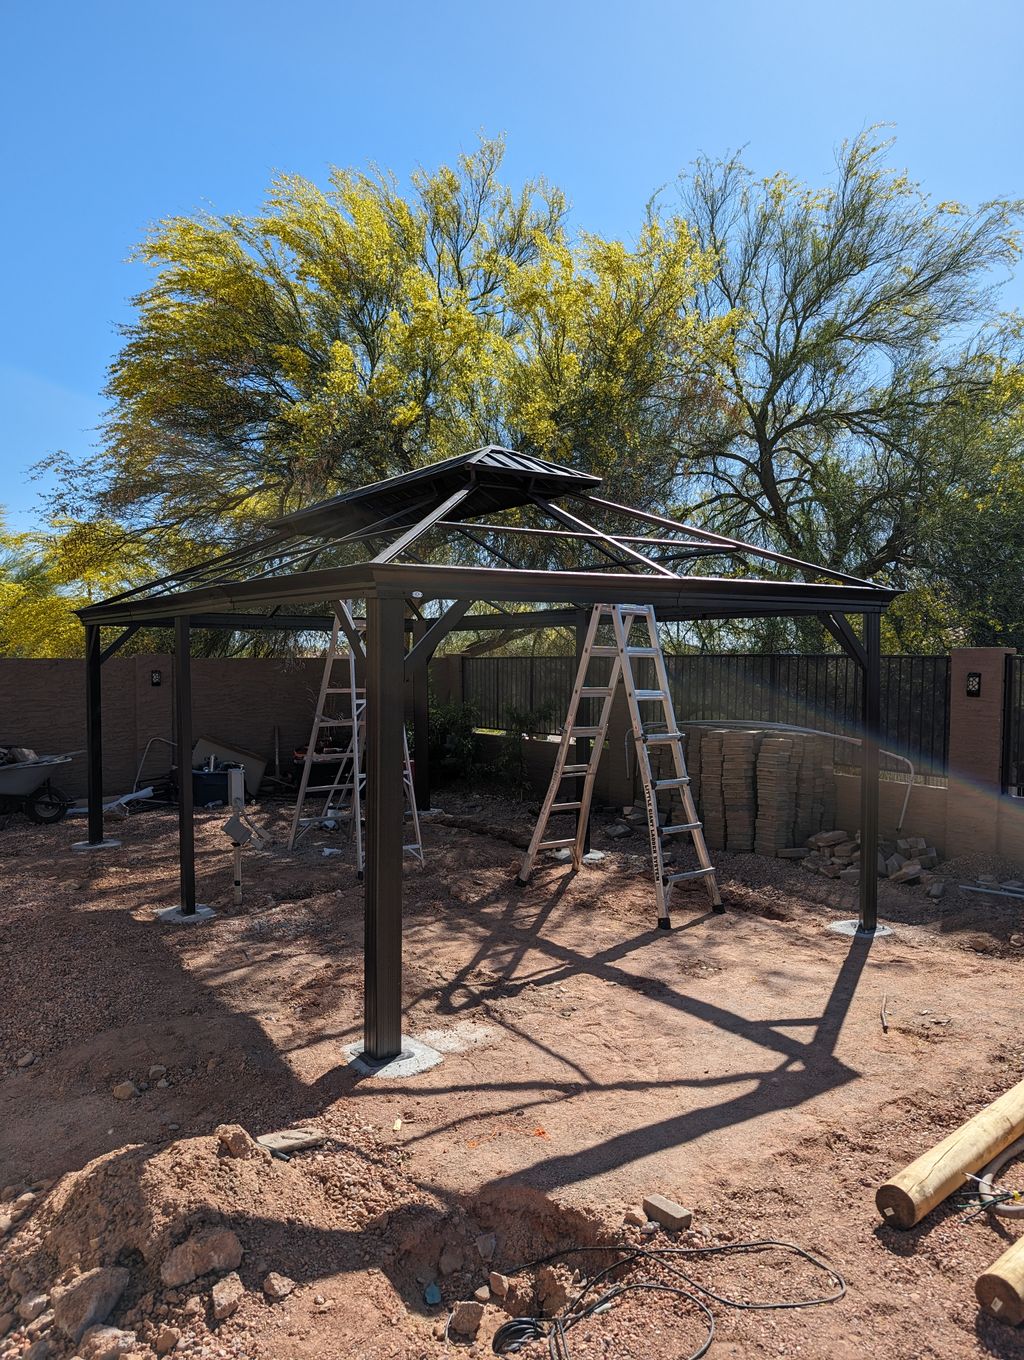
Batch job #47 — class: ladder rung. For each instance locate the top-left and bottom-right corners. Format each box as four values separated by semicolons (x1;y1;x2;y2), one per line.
664;867;716;883
660;822;702;836
538;838;576;850
569;727;602;737
316;718;355;727
634;690;669;701
560;765;590;777
645;732;684;744
590;646;619;656
654;776;690;788
326;687;365;695
551;802;582;812
580;687;612;698
625;647;659;657
303;783;351;793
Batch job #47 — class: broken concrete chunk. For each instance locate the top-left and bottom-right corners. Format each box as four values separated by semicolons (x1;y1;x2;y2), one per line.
890;860;922;884
488;1271;509;1298
475;1231;496;1262
160;1228;243;1287
642;1194;693;1231
808;830;850;848
255;1127;325;1155
52;1267;129;1343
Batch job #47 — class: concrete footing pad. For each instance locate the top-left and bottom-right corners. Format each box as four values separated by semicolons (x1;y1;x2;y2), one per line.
343;1036;442;1078
155;905;217;925
71;839;122;851
828;918;893;938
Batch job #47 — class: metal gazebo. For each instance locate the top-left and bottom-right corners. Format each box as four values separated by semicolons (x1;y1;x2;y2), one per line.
78;447;896;1060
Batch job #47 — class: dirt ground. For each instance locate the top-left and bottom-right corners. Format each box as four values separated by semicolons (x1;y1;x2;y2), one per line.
1;791;1023;1360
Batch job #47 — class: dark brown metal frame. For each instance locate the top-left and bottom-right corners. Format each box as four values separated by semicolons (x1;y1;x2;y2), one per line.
78;450;894;1059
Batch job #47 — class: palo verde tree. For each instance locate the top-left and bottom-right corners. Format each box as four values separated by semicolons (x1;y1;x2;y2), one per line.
52;137;726;567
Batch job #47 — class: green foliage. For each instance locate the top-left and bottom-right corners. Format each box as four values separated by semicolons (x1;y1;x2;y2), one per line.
493;701;558;797
676;129;1024;597
427;698;481;783
17;128;1024;658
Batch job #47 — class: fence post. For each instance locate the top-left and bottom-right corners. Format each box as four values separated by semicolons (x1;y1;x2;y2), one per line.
945;647;1016;859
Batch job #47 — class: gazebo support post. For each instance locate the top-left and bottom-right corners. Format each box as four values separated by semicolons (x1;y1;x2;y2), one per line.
574;608;592;854
363;594;406;1061
85;624;105;844
858;611;882;931
174;615;196;915
410;618;431;812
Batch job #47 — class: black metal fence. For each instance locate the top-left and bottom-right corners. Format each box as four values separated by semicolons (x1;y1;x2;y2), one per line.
1004;655;1024;796
460;652;951;777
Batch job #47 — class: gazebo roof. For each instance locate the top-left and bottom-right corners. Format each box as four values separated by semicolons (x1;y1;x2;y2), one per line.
78;447;897;628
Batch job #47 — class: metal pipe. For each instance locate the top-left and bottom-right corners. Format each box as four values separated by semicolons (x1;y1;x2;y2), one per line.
85;624;104;844
174;615;196;914
859;612;882;931
363;595;406;1060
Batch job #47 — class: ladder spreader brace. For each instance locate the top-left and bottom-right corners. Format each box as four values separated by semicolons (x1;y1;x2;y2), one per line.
517;604;722;926
287;601;423;875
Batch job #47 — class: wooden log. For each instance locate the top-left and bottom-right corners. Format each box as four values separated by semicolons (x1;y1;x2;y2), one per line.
876;1078;1024;1229
976;1236;1024;1326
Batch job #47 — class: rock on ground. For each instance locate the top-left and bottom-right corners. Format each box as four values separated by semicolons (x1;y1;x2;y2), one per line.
159;1227;243;1287
449;1299;484;1337
52;1266;130;1342
80;1325;139;1360
215;1124;266;1160
211;1271;245;1320
537;1264;573;1316
262;1271;295;1301
154;1325;180;1355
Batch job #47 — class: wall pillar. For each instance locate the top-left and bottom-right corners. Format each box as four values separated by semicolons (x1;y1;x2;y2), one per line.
945;646;1015;859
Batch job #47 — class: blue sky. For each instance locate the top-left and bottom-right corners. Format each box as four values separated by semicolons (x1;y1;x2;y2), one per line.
1;0;1022;531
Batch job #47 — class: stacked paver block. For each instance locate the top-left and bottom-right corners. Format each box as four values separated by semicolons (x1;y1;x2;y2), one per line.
753;736;797;855
697;728;726;850
792;734;835;843
721;729;763;852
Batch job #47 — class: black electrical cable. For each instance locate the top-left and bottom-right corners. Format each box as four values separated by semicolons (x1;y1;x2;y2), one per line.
490;1238;847;1360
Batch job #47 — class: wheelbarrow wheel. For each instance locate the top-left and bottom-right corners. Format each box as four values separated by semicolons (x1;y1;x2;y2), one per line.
26;782;70;824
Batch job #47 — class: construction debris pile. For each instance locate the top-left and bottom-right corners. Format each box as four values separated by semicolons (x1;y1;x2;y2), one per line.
785;831;942;889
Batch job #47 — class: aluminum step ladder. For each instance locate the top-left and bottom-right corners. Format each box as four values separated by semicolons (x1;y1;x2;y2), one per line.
517;603;721;925
287;602;423;873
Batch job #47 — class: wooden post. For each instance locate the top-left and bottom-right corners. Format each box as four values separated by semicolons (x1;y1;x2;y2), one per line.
977;1237;1024;1326
363;594;406;1061
877;1076;1024;1228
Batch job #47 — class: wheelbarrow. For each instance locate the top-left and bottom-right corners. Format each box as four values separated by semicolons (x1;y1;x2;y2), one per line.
0;754;74;823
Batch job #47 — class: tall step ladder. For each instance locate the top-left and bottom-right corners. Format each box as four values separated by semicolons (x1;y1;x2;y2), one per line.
287;602;423;875
517;604;721;926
